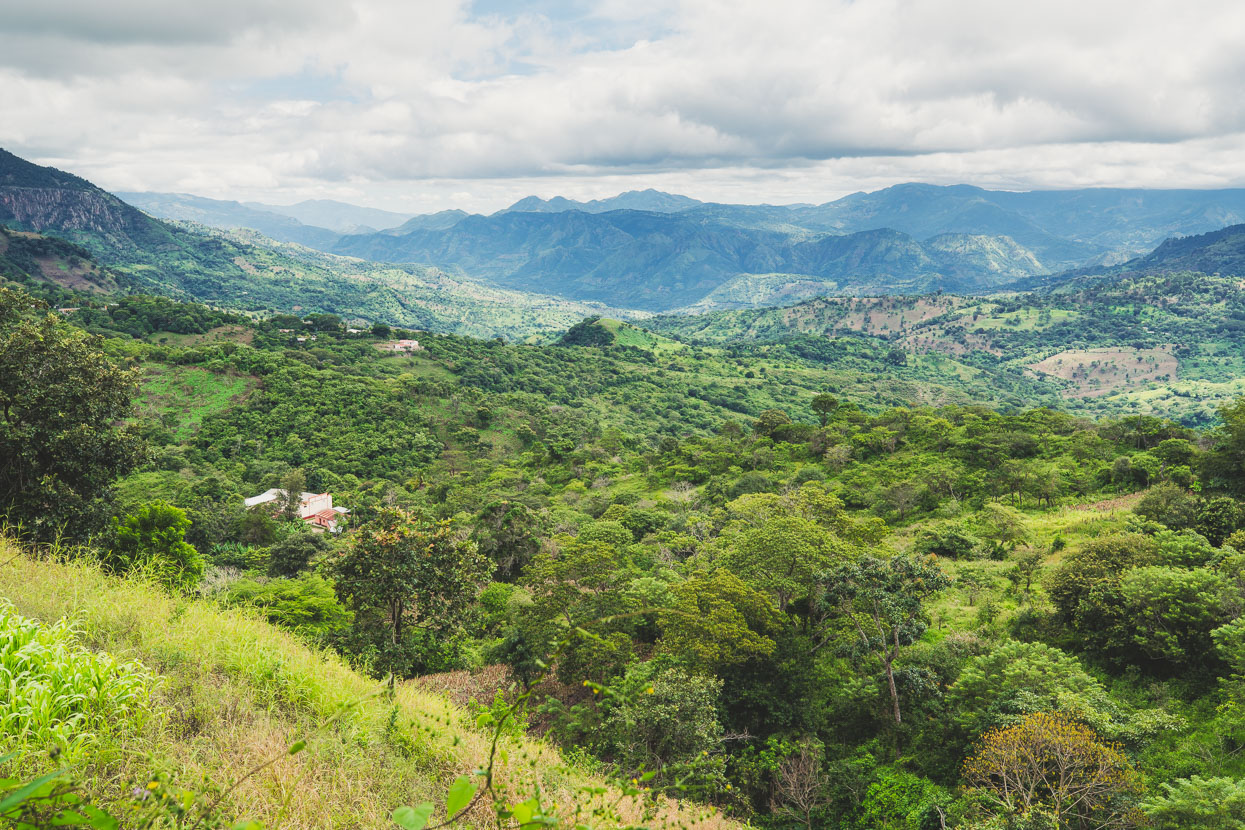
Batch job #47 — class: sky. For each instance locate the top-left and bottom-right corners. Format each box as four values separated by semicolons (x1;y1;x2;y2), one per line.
3;0;1245;214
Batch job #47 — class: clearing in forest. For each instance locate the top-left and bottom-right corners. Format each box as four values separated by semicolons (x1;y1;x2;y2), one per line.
1028;347;1178;398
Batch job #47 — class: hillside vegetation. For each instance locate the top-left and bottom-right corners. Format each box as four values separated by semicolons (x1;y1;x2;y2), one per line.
0;541;727;829
11;279;1245;828
645;270;1245;424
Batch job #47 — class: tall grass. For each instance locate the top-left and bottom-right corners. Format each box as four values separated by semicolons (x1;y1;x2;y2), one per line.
0;602;152;768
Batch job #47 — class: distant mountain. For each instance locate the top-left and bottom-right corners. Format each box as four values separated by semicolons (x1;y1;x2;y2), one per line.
1126;223;1245;275
0;149;198;268
1002;221;1245;293
331;208;1051;310
384;209;469;233
119;192;342;249
502;189;703;214
0;149;640;339
242;198;414;233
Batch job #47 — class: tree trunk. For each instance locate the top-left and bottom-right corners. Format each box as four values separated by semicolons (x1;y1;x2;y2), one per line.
884;656;901;725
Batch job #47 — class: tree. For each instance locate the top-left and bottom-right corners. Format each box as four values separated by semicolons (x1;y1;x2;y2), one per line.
1197;497;1242;546
472;500;541;580
963;712;1143;829
1134;482;1200;530
1204;397;1245;495
331;509;488;675
279;469;307;521
819;554;950;726
658;569;782;672
754;408;792;438
0;287;144;538
726;515;840;612
914;523;980;559
104;502;203;589
1142;776;1245;830
947;641;1120;741
267;530;330;577
1118;566;1231;668
811;393;839;428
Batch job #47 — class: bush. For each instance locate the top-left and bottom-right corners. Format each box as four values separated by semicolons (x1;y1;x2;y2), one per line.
104;501;203;589
598;663;727;792
914;524;980;559
1135;482;1200;530
266;530;330;577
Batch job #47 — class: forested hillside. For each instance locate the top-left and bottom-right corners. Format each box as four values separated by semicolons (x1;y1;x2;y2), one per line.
646;270;1245;425
7;278;1245;828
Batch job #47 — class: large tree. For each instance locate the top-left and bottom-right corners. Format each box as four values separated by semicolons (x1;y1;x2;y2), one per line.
331;509;488;675
0;287;144;538
820;553;950;726
963;712;1143;829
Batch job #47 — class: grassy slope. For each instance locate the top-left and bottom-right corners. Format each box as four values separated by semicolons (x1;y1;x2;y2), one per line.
0;542;731;830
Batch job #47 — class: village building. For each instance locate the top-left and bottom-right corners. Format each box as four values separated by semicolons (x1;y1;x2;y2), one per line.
381;339;420;352
244;488;350;533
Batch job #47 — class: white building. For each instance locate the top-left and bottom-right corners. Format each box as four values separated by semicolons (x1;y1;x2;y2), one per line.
244;489;350;533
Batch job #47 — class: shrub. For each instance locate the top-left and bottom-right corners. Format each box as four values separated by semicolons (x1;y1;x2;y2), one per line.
104;501;203;590
914;524;980;559
1135;482;1200;530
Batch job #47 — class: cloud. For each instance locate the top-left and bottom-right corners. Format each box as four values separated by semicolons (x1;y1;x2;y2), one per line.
1;0;1243;211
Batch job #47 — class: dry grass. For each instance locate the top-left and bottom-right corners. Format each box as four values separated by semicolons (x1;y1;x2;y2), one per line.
1028;347;1178;398
0;539;735;830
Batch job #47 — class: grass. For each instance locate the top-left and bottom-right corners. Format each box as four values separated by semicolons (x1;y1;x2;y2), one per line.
138;365;255;438
0;603;153;770
0;539;733;830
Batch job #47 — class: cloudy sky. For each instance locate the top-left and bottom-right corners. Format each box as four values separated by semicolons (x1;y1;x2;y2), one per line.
3;0;1245;213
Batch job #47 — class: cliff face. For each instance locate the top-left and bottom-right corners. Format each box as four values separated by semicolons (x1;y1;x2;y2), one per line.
0;187;145;235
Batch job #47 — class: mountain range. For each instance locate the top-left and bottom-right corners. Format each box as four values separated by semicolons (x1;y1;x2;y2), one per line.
124;178;1245;311
12;146;1245;317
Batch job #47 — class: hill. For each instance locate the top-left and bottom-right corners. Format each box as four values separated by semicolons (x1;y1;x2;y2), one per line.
119;191;344;249
0;150;639;340
1125;222;1245;276
0;542;728;829
0;226;118;293
331;210;1054;311
9;282;1245;829
644;270;1245;425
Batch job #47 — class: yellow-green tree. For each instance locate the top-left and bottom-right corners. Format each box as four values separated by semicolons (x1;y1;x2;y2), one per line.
963;712;1143;829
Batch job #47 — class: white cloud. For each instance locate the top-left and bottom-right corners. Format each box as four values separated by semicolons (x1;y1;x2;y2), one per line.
1;0;1244;212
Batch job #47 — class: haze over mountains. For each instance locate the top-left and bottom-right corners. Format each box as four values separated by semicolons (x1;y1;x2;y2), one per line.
119;175;1245;311
10;147;1245;317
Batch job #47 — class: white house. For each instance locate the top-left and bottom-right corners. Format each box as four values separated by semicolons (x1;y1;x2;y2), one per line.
244;489;350;533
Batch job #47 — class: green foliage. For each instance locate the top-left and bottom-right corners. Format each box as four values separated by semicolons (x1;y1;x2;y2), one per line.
1118;565;1232;668
820;553;951;726
858;767;948;830
1135;483;1201;530
104;501;203;589
658;570;781;672
1142;776;1245;829
947;640;1121;741
265;530;329;577
0;287;144;538
0;603;152;766
224;574;351;643
331;509;489;676
598;663;727;786
914;523;981;559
